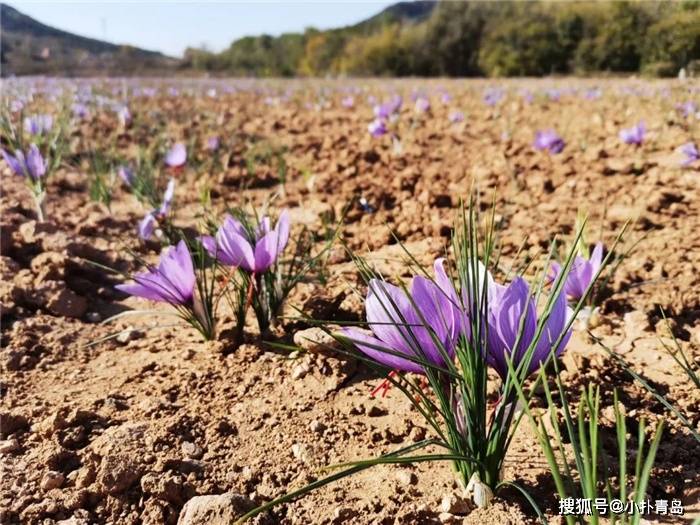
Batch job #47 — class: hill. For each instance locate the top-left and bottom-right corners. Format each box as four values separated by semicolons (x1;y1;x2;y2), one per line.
0;3;177;76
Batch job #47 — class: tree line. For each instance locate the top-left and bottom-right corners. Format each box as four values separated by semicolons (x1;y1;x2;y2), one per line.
182;1;700;77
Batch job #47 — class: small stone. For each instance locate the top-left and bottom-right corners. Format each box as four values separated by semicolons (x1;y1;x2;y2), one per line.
309;420;326;433
293;327;340;354
0;438;19;454
41;470;65;491
291;443;308;462
367;406;387;417
440;494;470;515
439;512;456;524
291;363;309;380
182;441;203;460
0;412;29;438
177;493;256;525
116;326;142;344
395;470;417;486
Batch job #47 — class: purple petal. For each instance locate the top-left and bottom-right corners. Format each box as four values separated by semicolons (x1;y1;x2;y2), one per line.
138;213;156;240
25;144;46;181
159;178;175;215
253;229;280;272
1;149;22;176
165;143;187;167
342;327;423;374
217;224;255;271
365;280;415;358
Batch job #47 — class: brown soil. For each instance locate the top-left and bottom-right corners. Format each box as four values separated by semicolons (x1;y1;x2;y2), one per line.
1;78;699;525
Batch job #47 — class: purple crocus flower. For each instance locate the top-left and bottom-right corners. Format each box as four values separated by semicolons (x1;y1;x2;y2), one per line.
1;144;46;181
24;114;53;136
138;213;157;240
201;210;290;273
341;96;355;108
448;110;464;123
550;243;604;301
137;179;175;240
165;143;187;168
116;240;195;306
486;277;571;380
72;103;89;119
374;95;402;119
414;97;430;113
619;122;645;146
484;87;505;107
374;103;391;119
533;130;565;154
206;136;220;152
117;165;135;186
368;118;388;137
679;142;699;167
343;260;462;374
677;101;697;119
159;179;175;215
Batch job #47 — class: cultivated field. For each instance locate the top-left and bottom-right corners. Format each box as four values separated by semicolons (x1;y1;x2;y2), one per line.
1;78;699;525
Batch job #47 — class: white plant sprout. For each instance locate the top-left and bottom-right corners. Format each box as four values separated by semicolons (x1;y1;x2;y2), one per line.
235;199;627;523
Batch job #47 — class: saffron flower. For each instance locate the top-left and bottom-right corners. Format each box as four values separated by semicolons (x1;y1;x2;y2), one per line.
533;130;565;154
483;87;504;107
201;211;290;273
486;276;571;380
1;144;46;181
368;118;388;137
448;110;464;123
139;213;157;240
550;243;604;301
343;260;462;374
414;97;430;113
165;143;187;168
619;122;645;146
677;101;697;119
117;165;135;186
206;136;220;152
116;240;195;306
679;142;699;167
24;114;53;136
138;179;175;240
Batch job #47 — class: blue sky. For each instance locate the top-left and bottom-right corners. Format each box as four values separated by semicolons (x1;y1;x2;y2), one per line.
10;1;397;57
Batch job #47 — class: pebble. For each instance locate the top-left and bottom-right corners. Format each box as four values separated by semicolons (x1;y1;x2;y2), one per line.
438;512;457;524
367;406;387;417
177;493;256;525
41;470;65;491
440;494;470;514
395;470;417;486
0;438;19;454
309;420;326;433
116;326;141;344
291;363;309;380
181;441;203;460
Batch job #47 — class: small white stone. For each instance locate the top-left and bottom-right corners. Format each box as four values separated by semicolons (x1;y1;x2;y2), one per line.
41;470;65;491
291;363;309;380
